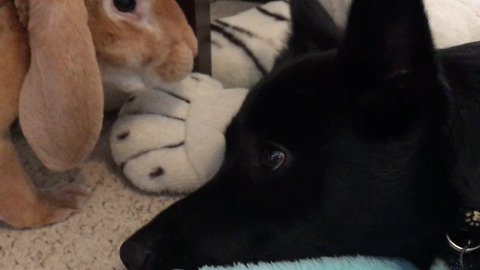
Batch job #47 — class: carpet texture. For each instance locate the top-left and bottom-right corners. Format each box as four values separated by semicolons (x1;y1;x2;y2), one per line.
1;114;182;270
0;2;257;269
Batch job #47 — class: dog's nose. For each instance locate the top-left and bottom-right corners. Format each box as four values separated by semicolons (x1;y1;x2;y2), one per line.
120;240;154;270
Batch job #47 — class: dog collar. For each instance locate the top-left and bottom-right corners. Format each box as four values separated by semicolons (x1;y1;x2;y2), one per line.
445;209;480;270
446;234;480;253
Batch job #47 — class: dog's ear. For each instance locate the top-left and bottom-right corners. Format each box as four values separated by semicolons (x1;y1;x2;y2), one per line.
275;0;341;65
289;0;341;51
339;0;440;135
19;0;103;171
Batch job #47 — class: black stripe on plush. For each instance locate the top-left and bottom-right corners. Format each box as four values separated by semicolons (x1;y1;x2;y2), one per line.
153;88;190;103
149;167;165;178
211;24;268;75
190;74;201;81
164;141;185;148
256;6;289;21
127;96;136;103
211;39;223;48
117;131;130;140
125;112;185;121
215;20;255;38
121;141;185;171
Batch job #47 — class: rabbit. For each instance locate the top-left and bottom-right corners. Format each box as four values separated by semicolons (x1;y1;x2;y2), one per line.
0;0;197;228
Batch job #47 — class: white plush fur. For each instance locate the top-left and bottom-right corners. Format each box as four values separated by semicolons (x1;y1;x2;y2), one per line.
211;1;291;88
110;73;247;194
319;0;480;49
425;0;480;48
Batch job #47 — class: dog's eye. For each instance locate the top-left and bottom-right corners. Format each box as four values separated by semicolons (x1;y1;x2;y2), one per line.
260;145;286;171
114;0;136;12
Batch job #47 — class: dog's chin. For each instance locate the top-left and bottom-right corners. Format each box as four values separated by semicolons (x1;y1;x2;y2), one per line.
122;258;199;270
120;237;198;270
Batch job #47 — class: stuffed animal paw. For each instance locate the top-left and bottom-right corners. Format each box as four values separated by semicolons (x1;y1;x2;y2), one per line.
110;73;248;194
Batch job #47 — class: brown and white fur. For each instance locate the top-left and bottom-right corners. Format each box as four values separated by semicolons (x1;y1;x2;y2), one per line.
0;0;197;228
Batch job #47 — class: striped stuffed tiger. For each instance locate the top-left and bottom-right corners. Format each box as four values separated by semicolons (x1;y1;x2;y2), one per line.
110;0;480;195
210;0;291;89
211;0;480;89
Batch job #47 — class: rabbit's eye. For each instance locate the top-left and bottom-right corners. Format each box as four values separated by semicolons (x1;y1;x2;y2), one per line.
114;0;136;12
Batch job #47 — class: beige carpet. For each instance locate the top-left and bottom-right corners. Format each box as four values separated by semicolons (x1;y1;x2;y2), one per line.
0;2;259;269
1;113;183;270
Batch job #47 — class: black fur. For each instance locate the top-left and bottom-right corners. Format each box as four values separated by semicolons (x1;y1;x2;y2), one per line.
120;0;480;269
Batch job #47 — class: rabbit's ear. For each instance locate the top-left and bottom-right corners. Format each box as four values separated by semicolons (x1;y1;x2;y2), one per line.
19;0;104;171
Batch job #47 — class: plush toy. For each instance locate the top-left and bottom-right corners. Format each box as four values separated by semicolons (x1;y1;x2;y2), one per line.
109;0;290;194
211;0;480;89
210;0;290;89
110;73;247;194
199;256;449;270
0;0;196;228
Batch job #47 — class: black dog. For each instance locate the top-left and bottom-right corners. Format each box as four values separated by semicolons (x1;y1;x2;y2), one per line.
120;0;480;269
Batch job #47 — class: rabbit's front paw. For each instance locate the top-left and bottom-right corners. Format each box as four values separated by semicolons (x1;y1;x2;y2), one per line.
3;182;92;228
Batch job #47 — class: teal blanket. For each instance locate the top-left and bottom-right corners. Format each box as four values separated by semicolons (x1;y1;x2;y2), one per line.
201;256;449;270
